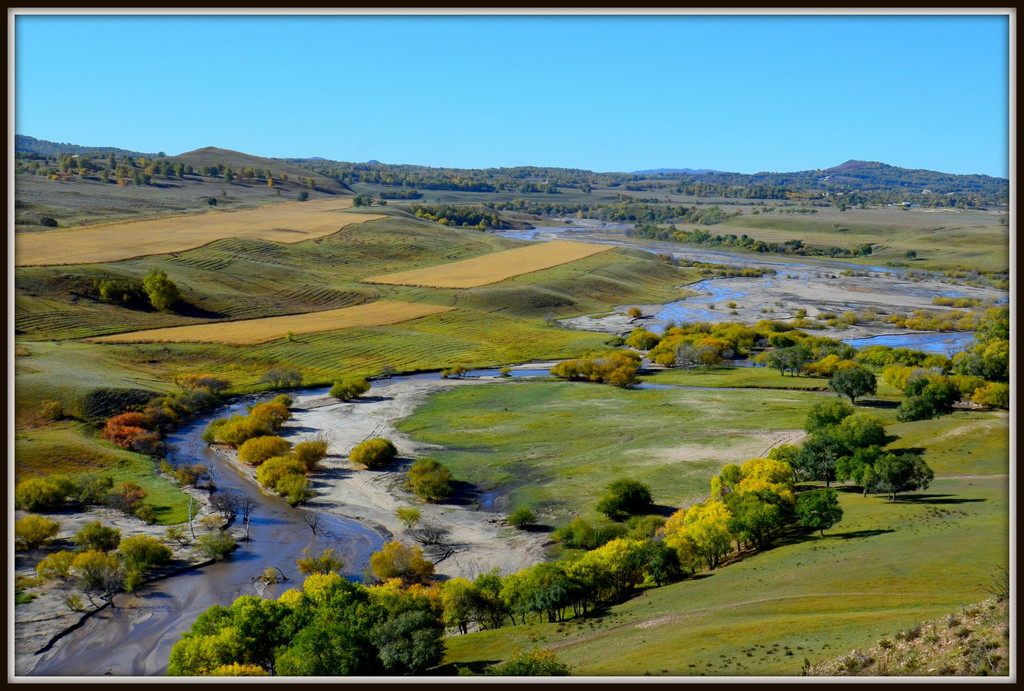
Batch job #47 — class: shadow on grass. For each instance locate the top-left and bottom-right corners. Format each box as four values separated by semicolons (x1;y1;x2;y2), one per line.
173;302;227;319
898;494;986;505
430;659;502;676
855;399;900;409
649;503;678;518
832;528;896;540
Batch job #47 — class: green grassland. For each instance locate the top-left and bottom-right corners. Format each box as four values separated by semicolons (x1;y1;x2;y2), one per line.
703;207;1009;274
14;422;190;524
440;408;1009;676
397;381;826;520
639;366;832;391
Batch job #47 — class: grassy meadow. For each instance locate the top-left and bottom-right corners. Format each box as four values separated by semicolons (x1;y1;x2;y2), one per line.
397;381;826;519
702;206;1009;274
439;408;1009;676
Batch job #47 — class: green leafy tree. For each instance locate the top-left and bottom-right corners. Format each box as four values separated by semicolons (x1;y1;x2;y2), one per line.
794;432;848;486
369;609;445;674
828;366;877;403
835;413;887;449
871;453;934;501
795;488;844;536
804;399;854;434
595;478;654;521
142;269;180;311
625;327;661;351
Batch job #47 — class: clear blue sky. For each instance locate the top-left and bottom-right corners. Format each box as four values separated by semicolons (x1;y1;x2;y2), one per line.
13;12;1011;177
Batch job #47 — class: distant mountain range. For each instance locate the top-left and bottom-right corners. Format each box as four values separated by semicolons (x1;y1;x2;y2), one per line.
15;134;160;159
15;135;1007;199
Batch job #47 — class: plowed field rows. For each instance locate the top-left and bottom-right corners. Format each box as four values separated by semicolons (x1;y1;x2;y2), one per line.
15;198;385;266
362;240;613;288
87;301;455;345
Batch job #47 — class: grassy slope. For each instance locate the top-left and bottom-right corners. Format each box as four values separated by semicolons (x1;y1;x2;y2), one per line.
439;407;1009;676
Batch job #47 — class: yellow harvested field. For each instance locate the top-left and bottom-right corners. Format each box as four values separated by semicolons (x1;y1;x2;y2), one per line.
362;240;614;288
87;301;455;345
15;198;385;267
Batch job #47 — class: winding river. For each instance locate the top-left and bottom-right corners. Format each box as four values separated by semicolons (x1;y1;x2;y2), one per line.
27;225;1002;675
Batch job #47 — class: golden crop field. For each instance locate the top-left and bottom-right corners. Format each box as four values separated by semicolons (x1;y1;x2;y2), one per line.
87;301;455;345
362;240;614;289
15;198;385;267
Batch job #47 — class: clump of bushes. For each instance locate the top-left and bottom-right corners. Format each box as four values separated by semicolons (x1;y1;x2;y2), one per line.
550;351;640;387
351;438;397;469
330;376;370;401
406;458;454;502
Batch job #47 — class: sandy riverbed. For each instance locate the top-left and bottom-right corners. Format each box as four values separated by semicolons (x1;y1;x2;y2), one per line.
273;373;554;581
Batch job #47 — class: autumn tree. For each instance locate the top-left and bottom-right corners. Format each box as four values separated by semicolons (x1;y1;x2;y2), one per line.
293;439;329;471
142;269;180;311
238;435;291;466
369;541;435;584
296;548;344;576
15;514;61;551
406;458;454;502
351;438;398;469
662;501;733;571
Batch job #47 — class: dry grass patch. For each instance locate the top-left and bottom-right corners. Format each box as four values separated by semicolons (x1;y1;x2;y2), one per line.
87;301;455;345
15;198;384;267
362;240;614;289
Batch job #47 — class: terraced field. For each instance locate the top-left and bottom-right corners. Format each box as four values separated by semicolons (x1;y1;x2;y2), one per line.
14;198;384;266
362;240;614;288
87;301;456;345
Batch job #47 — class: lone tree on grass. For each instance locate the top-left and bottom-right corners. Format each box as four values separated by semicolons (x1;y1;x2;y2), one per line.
142;269;180;311
828;366;877;404
596;478;654;521
795;488;844;537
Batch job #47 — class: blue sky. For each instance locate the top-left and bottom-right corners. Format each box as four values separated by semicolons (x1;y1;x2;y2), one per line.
13;12;1011;177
